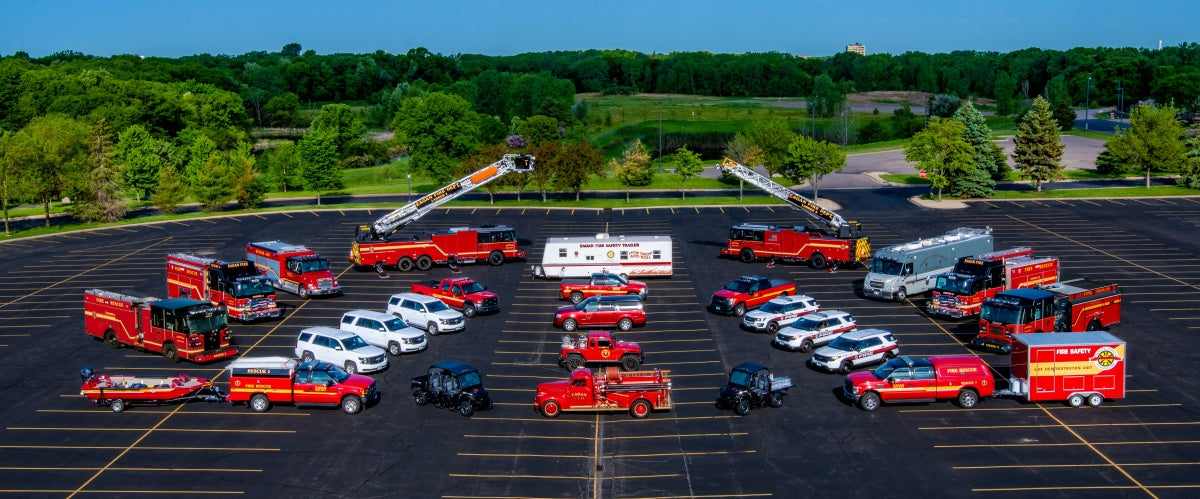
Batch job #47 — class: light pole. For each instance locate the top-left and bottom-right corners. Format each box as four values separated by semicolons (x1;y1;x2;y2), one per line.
657;110;663;173
1114;80;1123;124
810;94;815;137
1084;76;1091;131
406;173;411;203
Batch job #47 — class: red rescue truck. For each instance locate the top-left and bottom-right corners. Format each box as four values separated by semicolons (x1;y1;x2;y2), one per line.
351;225;525;272
166;253;281;322
997;332;1125;407
534;367;672;418
974;278;1121;353
245;241;341;298
929;248;1059;318
84;289;236;363
226;356;379;414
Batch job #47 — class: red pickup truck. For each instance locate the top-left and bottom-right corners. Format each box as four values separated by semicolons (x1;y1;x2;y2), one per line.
710;275;797;316
410;277;499;318
843;355;994;411
560;272;648;304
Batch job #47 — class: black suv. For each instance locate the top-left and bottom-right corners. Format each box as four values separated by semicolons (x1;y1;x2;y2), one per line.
411;361;493;417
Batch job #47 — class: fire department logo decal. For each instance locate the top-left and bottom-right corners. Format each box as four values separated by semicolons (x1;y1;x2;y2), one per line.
606;250;615;258
1091;347;1123;371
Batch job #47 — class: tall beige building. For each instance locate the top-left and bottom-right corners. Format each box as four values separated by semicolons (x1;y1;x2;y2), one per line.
846;43;866;55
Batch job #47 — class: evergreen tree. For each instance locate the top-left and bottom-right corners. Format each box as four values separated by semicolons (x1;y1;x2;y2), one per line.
193;152;233;212
150;164;186;214
1180;135;1200;189
1106;104;1186;188
1011;96;1065;193
73;120;127;222
905;118;973;201
610;139;652;202
229;143;265;209
949;102;997;197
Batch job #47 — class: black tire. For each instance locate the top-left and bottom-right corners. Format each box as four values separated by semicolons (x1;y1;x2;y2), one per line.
387;342;402;356
104;330;121;349
414;390;429;406
799;339;814;353
620;355;640;371
733;303;747;317
768;392;784;408
416;255;433;271
488;250;504;266
766;321;780;334
894;287;907;302
569;291;584;305
562;319;578;332
110;398;126;413
617;318;634;332
458;400;475;417
250;393;271;413
341;395;363;415
298;286;310;299
566;354;585;370
463;302;477;318
734;398;751;416
1068;393;1085;408
397;257;414;272
839;360;854;375
540;400;561;418
884;351;896;361
1087;320;1101;331
739;248;755;263
301;351;315;363
858;391;881;411
374;261;386;274
344;361;358;375
162;342;179;364
427;322;439;335
1087;393;1104;407
957;388;980;409
629;399;652;418
810;252;827;269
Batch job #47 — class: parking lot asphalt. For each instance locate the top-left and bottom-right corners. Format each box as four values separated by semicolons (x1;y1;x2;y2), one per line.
1;190;1199;498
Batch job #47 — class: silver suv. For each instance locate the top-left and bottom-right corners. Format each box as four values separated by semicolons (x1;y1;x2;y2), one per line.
809;328;899;374
773;310;857;352
294;326;388;374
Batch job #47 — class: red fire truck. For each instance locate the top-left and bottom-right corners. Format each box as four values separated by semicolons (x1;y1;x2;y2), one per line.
716;158;870;269
534;367;672;418
245;241;341;298
166;253;281;322
226;356;379;414
996;332;1125;407
928;248;1059;318
974;278;1122;353
83;289;236;363
350;154;533;273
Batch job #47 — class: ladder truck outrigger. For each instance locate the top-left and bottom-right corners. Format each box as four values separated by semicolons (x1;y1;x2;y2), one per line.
350;154;535;275
717;158;870;269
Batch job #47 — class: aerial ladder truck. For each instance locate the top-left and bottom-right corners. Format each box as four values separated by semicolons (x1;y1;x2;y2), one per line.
349;154;535;274
717;158;869;269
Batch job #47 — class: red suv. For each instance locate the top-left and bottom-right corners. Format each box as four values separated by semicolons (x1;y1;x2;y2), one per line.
554;295;646;332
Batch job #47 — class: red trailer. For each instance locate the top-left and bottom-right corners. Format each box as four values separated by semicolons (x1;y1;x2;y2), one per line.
999;332;1126;407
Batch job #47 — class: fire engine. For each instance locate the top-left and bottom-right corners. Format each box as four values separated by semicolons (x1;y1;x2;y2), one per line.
349;154;533;273
83;289;236;363
995;332;1125;407
928;248;1059;318
534;367;672;418
974;278;1122;353
716;158;869;269
166;253;281;322
246;241;341;298
226;356;379;414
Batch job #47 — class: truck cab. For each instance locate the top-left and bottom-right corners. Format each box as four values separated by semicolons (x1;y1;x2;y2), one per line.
246;241;341;298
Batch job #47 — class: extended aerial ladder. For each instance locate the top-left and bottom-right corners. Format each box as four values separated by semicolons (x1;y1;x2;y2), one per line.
355;154;534;242
718;158;862;238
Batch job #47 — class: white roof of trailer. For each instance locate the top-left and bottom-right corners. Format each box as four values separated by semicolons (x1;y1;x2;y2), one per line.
1012;331;1123;347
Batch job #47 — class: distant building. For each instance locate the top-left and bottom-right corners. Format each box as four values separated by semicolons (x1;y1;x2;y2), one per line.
846;43;866;55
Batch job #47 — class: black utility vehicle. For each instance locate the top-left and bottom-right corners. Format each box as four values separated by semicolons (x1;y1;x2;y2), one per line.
716;362;794;416
411;361;493;417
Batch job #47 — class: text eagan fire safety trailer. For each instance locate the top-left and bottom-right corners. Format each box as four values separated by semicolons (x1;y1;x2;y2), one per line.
1002;332;1126;407
533;233;672;279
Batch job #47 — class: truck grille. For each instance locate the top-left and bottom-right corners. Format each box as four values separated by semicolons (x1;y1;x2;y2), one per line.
405;335;425;345
366;354;386;365
813;353;832;363
318;278;334;290
443;317;463;326
481;297;499;309
868;280;884;288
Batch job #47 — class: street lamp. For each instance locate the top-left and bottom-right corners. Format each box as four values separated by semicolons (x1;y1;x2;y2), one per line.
406;173;411;203
1084;76;1091;131
810;94;816;137
1114;80;1124;124
658;110;664;173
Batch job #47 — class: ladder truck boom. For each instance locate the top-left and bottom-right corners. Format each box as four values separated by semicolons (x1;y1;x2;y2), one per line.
358;154;534;241
718;158;861;238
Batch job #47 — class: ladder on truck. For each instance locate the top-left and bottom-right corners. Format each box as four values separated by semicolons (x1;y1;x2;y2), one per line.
718;158;861;238
356;154;534;241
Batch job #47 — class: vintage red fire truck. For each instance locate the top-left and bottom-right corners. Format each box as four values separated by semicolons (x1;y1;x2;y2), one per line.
245;241;341;298
928;248;1059;318
995;332;1125;407
974;278;1122;353
226;356;379;414
534;367;672;418
83;289;236;363
351;225;525;272
166;253;281;322
410;277;499;317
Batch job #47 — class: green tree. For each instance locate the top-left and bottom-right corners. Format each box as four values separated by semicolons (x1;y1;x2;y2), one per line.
610;139;653;202
781;135;846;200
14;115;88;226
0;128;32;235
73;120;127;222
994;71;1018;116
296;128;343;205
721;132;763;200
115;124;167;200
528;141;560;202
193;152;233;212
150;164;186;214
229;142;265;208
515;115;560;146
553;142;604;201
264;92;302;128
950;102;998;197
888;105;924;139
459;143;514;204
1010;96;1065;193
930;94;962;118
310;103;367;158
673;146;704;199
182;132;218;186
745;121;796;171
393;92;480;183
1045;75;1076;131
1180;135;1200;189
1106;104;1186;188
810;74;844;117
905;118;973;201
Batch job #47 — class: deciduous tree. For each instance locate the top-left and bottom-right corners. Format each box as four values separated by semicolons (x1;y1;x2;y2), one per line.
781;135;846;200
150;164;186;214
722;132;763;200
745;121;795;172
229;142;265;208
554;142;604;202
1011;96;1065;192
15;114;88;226
393;92;480;183
310;103;367;158
673;146;704;199
1106;104;1186;188
297;128;342;205
610;139;652;202
905;118;973;200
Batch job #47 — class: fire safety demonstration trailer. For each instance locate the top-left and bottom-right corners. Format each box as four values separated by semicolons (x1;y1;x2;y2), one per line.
533;233;673;279
1003;332;1126;407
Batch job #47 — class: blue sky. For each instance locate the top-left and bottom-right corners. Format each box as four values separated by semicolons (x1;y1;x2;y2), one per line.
3;0;1197;58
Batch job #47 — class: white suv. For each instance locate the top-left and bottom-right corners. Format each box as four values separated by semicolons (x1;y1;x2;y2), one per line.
387;292;465;335
773;310;857;352
295;326;388;374
339;310;427;356
809;328;899;374
741;295;820;333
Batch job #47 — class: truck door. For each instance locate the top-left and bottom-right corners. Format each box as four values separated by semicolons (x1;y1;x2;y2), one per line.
883;367;930;401
568;377;592;407
294;369;339;405
580;300;600;326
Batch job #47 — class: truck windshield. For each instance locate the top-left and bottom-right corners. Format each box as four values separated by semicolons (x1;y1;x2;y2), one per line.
980;305;1023;324
934;276;976;295
870;259;903;276
231;278;274;298
725;281;752;293
458;371;482;389
298;258;329;273
343;335;371;350
460;281;485;294
727;368;752;388
185;310;228;334
325;365;351;383
427;300;451;313
871;358;906;380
